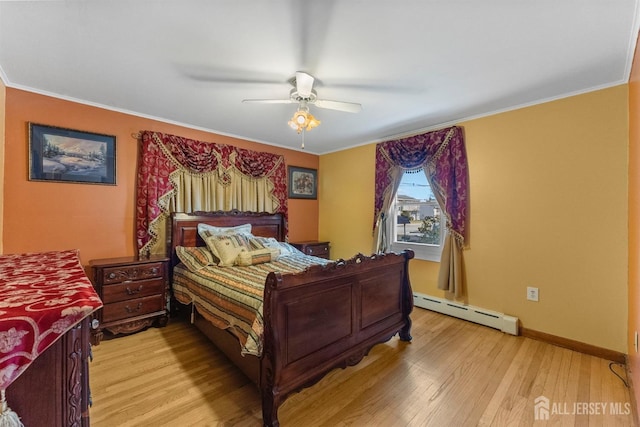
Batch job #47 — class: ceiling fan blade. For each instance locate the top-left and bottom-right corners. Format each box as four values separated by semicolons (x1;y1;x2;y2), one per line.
295;71;315;98
291;0;337;71
315;99;362;113
242;99;295;104
177;64;287;85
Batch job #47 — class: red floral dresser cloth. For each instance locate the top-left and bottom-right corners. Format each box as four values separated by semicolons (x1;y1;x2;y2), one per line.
0;249;102;390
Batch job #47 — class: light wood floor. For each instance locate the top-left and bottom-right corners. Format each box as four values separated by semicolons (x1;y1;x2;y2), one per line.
89;308;637;426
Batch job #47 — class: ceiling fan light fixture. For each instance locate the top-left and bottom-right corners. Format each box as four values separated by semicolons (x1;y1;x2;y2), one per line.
305;114;320;131
288;108;320;134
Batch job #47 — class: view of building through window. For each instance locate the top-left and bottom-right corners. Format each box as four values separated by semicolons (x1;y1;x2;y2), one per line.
393;170;441;245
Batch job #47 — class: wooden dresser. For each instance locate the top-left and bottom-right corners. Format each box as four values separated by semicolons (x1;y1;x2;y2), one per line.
90;255;169;343
291;240;331;259
7;317;92;427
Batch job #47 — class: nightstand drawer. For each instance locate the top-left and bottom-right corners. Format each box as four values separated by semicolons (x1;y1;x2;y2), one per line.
102;262;164;284
303;244;329;258
102;295;165;323
101;277;165;304
90;255;170;344
291;241;331;259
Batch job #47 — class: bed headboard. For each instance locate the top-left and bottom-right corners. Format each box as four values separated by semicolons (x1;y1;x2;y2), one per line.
167;210;285;268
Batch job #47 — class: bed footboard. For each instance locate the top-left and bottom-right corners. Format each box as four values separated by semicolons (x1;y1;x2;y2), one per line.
260;250;414;426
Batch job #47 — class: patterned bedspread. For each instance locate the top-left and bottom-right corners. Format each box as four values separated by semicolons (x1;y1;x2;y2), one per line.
173;253;330;357
0;249;103;390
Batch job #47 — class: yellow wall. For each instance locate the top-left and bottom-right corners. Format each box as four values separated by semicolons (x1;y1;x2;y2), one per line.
319;144;376;253
628;32;640;409
320;85;629;352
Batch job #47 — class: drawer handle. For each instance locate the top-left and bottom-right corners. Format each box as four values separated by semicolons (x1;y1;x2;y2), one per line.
308;248;313;253
108;272;117;279
126;285;143;295
150;267;158;275
125;302;143;313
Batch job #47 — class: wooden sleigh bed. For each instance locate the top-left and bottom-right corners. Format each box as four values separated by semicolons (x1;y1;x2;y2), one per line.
167;210;414;426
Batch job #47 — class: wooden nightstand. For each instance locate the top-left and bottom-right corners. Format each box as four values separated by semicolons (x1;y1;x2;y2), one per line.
291;241;331;259
89;255;169;344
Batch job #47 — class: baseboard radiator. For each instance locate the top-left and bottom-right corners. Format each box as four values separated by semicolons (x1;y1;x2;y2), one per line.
413;292;519;335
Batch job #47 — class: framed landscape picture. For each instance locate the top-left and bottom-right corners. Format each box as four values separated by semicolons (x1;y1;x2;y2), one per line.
29;123;116;185
288;166;317;199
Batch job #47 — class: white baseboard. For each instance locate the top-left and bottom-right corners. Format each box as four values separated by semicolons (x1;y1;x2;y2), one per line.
413;292;519;335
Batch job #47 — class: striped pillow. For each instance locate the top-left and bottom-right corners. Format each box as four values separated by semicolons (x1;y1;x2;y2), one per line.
249;236;298;258
248;236;279;250
176;246;216;272
236;247;281;266
203;233;250;267
198;225;252;262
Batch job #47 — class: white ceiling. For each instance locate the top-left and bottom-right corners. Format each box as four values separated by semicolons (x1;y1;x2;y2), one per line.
1;1;638;154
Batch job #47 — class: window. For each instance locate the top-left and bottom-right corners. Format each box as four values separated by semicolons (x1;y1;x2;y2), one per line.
388;170;444;262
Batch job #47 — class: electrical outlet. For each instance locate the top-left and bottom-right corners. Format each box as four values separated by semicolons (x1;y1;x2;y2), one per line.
527;286;539;302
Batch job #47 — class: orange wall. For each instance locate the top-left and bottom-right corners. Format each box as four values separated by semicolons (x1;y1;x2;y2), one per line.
3;88;319;264
0;77;5;254
629;31;640;413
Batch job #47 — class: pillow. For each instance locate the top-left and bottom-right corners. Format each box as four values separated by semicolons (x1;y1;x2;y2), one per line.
236;247;281;266
203;233;250;267
198;223;253;261
197;223;252;237
176;246;216;272
249;236;301;258
249;236;290;260
277;242;303;257
248;236;280;250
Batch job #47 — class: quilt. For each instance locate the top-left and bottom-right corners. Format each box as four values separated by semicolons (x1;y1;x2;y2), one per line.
0;249;103;390
173;252;330;357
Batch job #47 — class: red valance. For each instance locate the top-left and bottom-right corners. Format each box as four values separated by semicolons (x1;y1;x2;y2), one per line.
136;131;288;254
374;126;468;243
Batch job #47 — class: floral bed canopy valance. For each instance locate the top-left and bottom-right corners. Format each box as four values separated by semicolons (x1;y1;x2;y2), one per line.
136;131;288;256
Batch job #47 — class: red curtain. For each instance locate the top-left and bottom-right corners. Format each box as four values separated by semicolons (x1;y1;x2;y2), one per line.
136;131;288;254
374;126;468;297
374;126;468;244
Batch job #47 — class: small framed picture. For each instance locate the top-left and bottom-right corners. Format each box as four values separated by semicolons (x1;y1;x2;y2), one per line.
29;123;116;185
288;166;317;199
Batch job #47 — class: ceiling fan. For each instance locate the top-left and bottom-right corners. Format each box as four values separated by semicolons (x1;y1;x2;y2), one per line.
242;71;362;134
